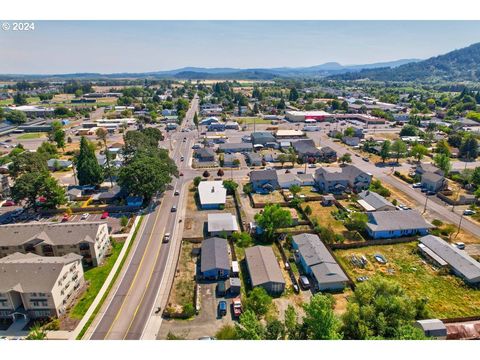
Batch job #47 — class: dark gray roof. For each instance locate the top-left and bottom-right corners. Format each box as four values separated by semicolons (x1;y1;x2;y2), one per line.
315;164;369;182
201;237;230;273
245;246;285;287
416;163;443;175
250;169;278;182
292;139;320;155
218;143;253;151
195;148;215;158
358;190;395;210
421;172;444;183
414;319;447;337
367;210;434;232
420;235;480;283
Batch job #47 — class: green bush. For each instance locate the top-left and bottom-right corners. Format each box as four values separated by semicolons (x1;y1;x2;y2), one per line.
120;216;129;227
182;303;196;318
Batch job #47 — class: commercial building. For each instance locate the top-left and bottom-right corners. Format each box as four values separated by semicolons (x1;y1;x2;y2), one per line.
0;252;84;320
285;110;331;122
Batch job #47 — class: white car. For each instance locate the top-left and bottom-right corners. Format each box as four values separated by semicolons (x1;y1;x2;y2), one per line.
463;209;476;216
81;213;89;220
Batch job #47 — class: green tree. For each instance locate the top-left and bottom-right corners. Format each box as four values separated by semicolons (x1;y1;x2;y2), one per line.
254;204;293;241
13;93;28;105
410;144;428;162
345;212;368;232
380;140;391;163
304;204;312;216
222;179;238;194
459;135;479;160
342;277;428;340
265;318;285;340
288;87;299;102
339;153;352;164
9;151;48;179
433;153;452;176
49;121;65;150
231;231;253;248
289;184;301;197
215;324;238;340
435;139;451;157
236;310;265;340
26;322;46;340
343;127;355;137
391;139;407;163
243;183;253;195
5;109;27;125
302;294;342;340
399;124;418;137
96;127;114;186
193;176;202;187
471;167;480;187
284;304;300;340
37;141;58;159
76;136;104;186
277;153;288;168
245;287;273;317
193;112;199;132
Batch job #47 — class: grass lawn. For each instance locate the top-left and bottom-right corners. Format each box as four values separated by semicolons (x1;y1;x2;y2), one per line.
17;132;45;140
336;242;480;318
235;117;272;125
298;186;321;198
252;191;285;205
302;201;346;233
70;239;123;319
0;99;13;106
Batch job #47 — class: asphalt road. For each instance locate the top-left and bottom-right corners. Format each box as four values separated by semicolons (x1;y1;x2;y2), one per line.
88;96;199;340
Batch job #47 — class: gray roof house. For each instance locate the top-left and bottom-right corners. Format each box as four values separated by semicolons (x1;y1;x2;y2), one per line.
249;169;279;193
314;165;372;194
195;148;216;162
207;213;239;236
218;142;253;153
246;152;263;166
419;235;480;285
414;319;447;339
244;246;285;295
319;146;338;163
357;190;396;212
366;209;434;239
200;237;230;280
47;159;73;171
416;163;444;177
292;139;321;159
343;136;361;147
251;132;276;146
421;172;446;193
291;233;348;291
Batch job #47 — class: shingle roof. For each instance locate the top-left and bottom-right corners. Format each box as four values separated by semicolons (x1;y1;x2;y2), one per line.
293;139;320;155
198;181;227;206
250;169;278;182
200;237;230;273
420;235;480;283
0;252;82;293
315;164;369;182
367;210;434;232
218;143;253;151
0;222;106;247
207;213;239;233
358;190;395;211
422;172;445;183
244;246;285;287
195;148;215;158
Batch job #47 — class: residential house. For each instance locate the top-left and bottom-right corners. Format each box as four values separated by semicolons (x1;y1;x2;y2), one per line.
292;139;321;160
199;117;219;126
246;152;263;166
223;153;238;167
207;213;239;237
0;252;84;320
194;148;216;162
198;181;227;209
218;143;253;153
314;165;372;194
200;237;230;280
419;235;480;285
225;121;239;130
251;132;276;146
0;222;110;267
319;146;337;163
249;169;279;193
343;136;361;147
244;246;285;295
421;172;446;193
94;185;123;204
357;190;396;212
415;163;444;177
66;188;83;201
366;210;434;239
291;233;349;291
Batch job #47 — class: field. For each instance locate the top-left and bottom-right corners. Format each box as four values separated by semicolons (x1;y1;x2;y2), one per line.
336;242;480;318
17;132;45;140
69;239;123;319
302;201;347;233
234;117;272;125
251;191;285;205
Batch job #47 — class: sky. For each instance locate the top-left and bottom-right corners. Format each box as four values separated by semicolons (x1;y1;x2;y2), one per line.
1;21;480;74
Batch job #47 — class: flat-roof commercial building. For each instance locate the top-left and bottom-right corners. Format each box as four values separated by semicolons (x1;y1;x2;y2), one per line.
419;235;480;285
0;252;84;320
285;110;331;122
244;246;285;295
198;181;227;209
0;222;110;267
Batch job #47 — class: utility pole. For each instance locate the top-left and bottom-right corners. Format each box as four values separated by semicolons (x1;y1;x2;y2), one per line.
423;193;428;213
455;212;465;239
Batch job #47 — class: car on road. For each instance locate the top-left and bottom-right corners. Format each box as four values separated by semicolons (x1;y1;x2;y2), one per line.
61;214;70;222
183;137;186;142
171;206;177;212
192;144;201;150
81;213;89;220
412;183;422;188
180;156;184;161
362;157;370;162
163;233;171;243
426;191;436;196
179;172;184;176
454;242;466;250
101;211;109;219
174;190;180;196
308;164;316;168
218;300;227;316
299;276;311;290
463;209;476;216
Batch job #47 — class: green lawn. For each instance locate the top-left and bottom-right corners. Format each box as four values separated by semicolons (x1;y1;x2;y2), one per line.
0;99;13;106
236;117;272;125
17;132;44;140
336;242;480;318
70;239;123;319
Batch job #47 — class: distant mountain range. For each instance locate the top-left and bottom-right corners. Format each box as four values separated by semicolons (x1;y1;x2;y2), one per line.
330;42;480;82
0;59;419;81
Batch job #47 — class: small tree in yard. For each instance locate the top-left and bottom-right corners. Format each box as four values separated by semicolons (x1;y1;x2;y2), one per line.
193;176;202;187
304;204;312;216
222;179;238;195
289;184;302;197
345;212;368;232
254;204;293;242
202;170;210;178
120;216;129;228
243;183;253;195
231;231;253;248
303;294;342;340
245;287;273;317
339;153;352;164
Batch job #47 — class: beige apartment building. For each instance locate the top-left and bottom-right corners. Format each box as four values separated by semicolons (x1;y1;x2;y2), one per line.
0;252;85;319
0;222;110;267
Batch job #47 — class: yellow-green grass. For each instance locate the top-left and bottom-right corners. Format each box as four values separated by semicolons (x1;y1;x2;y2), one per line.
335;242;480;319
17;132;45;140
251;191;285;205
236;117;272;125
302;201;346;233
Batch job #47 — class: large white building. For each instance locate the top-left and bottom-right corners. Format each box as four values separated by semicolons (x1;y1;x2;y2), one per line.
198;181;227;209
0;252;84;320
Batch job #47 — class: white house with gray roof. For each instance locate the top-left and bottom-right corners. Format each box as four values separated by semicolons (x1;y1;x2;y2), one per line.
0;252;84;320
419;235;480;285
0;222;110;267
207;213;239;237
366;210;433;239
198;181;227;209
292;233;348;291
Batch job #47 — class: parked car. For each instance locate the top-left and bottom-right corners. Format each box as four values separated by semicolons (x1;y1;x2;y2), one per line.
61;215;70;222
232;297;242;317
2;200;15;207
198;337;216;340
284;261;290;270
180;156;184;161
81;213;89;220
174;190;180;196
218;300;227;316
299;276;311;290
362;157;370;162
463;209;476;216
171;206;177;212
412;183;422;188
293;284;300;294
308;164;316;168
163;233;171;243
179;172;184;176
426;191;436;196
101;211;109;219
454;242;465;250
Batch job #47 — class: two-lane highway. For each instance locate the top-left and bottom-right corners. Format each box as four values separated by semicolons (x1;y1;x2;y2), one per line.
87;96;199;340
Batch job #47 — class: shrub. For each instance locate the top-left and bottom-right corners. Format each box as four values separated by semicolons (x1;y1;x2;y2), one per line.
431;219;443;227
120;216;129;227
182;303;196;318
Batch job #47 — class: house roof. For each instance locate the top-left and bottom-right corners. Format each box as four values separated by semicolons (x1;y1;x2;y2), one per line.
207;213;239;233
47;159;72;168
250;169;278;182
367;210;434;232
198;181;227;206
358;190;394;211
292;139;320;155
244;246;285;287
219;143;253;151
195;148;215;158
0;252;82;293
315;165;370;183
421;172;444;183
417;163;443;175
0;222;106;247
200;237;230;273
420;235;480;282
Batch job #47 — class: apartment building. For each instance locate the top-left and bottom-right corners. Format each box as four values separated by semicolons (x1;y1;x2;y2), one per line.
0;252;84;319
0;222;110;267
